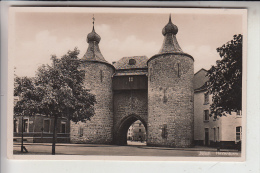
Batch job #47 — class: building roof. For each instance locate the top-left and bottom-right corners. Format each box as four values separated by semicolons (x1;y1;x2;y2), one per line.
158;15;183;54
194;68;209;92
82;25;110;65
113;56;148;70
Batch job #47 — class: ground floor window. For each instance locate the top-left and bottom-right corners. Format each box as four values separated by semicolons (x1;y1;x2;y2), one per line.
204;128;209;146
79;126;83;137
43;119;50;133
61;122;66;133
236;126;242;142
217;127;220;141
14;119;18;132
23;119;29;132
213;128;216;142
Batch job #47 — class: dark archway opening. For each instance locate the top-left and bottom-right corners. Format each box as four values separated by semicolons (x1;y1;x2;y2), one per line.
116;115;147;146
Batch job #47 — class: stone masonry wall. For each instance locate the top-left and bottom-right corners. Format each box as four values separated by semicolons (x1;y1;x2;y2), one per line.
147;54;194;147
70;61;114;144
113;89;148;141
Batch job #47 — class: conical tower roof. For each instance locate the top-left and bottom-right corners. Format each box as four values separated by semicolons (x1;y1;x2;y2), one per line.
148;15;193;64
159;14;183;53
82;17;109;64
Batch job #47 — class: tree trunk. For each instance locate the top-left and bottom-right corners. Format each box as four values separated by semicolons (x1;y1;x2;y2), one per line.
52;115;58;155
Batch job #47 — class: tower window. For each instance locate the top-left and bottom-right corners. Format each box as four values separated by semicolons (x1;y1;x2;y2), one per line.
161;124;167;138
129;59;136;65
100;70;103;82
79;126;84;137
177;63;180;77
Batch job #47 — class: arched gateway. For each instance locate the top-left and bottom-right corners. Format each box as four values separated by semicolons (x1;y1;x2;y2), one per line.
70;15;194;148
115;114;147;145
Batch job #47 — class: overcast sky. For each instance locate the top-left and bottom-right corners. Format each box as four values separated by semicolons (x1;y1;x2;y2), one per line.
10;8;245;77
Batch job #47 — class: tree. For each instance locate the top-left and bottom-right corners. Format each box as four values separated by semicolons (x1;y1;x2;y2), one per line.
14;48;96;154
207;34;242;118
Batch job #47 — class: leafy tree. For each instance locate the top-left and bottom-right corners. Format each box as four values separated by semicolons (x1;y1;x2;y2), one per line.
207;34;242;118
14;48;96;154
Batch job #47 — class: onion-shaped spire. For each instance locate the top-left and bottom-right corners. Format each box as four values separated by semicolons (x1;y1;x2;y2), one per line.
159;14;183;53
162;15;178;36
87;26;101;43
82;15;108;63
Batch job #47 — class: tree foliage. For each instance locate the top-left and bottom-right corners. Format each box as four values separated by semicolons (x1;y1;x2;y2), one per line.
207;34;242;117
14;48;95;121
14;48;96;154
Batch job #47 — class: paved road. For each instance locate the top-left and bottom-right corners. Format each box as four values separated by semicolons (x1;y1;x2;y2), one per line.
13;142;241;157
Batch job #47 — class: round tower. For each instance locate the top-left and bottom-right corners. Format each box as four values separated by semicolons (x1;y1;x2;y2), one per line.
147;15;194;147
70;18;114;144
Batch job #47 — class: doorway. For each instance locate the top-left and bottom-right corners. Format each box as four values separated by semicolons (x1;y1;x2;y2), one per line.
205;128;209;146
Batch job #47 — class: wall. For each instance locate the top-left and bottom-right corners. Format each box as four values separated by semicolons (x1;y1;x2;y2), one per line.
113;89;148;144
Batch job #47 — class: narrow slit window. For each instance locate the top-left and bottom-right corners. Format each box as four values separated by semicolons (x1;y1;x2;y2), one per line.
177;63;180;77
100;70;103;82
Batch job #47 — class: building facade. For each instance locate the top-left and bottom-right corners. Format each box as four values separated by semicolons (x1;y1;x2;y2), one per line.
13;90;71;143
127;120;146;141
194;69;242;149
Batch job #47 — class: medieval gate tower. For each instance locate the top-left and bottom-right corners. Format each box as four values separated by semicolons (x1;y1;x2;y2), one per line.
70;15;194;148
147;16;194;147
70;22;115;144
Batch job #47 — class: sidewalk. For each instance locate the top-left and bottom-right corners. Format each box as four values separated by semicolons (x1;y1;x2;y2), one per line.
13;142;241;157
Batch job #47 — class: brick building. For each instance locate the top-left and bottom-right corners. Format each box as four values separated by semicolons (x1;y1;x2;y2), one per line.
70;15;194;148
13;97;70;143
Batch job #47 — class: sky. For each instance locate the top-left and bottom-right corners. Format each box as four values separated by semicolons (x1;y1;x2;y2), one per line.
10;8;245;77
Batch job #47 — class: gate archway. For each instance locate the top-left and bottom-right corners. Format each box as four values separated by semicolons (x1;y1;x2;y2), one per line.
115;114;147;145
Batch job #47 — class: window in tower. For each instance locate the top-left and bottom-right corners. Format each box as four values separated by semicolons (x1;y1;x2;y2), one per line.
79;126;84;137
100;70;103;82
177;63;180;78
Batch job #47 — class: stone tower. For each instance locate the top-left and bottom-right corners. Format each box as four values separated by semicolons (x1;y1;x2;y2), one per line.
147;15;194;147
70;19;115;144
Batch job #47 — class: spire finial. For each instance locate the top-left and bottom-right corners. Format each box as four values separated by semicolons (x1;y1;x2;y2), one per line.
169;14;172;22
92;14;95;30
